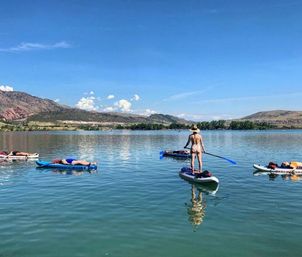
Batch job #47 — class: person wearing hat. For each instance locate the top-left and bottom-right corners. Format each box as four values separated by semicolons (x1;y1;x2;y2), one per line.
184;124;206;174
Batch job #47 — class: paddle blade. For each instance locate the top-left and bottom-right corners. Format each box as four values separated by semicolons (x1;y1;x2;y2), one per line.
159;151;164;160
227;159;237;165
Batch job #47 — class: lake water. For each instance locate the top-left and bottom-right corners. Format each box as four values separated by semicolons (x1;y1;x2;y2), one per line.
1;130;302;257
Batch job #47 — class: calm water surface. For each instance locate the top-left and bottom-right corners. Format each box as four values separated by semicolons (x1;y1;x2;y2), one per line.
1;130;302;257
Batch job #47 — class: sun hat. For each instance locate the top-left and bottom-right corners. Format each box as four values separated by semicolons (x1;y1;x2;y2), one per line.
190;124;200;133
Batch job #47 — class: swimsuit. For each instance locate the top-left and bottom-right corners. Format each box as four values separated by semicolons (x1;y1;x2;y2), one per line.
65;158;76;164
191;144;202;154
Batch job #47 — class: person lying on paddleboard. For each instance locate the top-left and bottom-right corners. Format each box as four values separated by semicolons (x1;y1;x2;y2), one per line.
184;124;206;174
1;150;36;157
52;158;96;166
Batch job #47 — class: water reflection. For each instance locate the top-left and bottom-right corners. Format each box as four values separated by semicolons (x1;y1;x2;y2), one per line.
0;160;29;185
185;183;219;231
38;168;98;176
253;170;302;182
186;184;206;230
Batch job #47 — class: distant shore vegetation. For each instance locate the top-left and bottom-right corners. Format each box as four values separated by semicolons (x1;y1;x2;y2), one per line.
0;120;280;132
117;120;275;130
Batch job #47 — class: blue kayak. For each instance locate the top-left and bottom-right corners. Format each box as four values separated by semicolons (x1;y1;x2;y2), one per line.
36;160;97;170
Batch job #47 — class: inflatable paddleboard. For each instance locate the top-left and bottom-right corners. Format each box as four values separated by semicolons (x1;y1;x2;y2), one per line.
36;160;97;170
162;150;191;158
179;167;219;184
253;164;302;175
0;153;39;159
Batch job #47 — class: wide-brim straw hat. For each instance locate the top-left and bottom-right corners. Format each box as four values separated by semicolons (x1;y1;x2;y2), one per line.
190;124;200;132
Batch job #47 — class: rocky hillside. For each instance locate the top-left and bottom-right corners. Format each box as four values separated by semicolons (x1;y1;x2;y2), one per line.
27;109;188;125
0;90;64;120
0;90;188;125
241;110;302;128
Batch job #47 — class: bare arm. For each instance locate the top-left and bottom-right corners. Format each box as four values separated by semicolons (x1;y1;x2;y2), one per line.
200;136;206;152
184;135;191;148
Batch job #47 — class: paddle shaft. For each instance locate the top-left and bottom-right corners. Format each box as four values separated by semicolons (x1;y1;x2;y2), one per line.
185;147;236;164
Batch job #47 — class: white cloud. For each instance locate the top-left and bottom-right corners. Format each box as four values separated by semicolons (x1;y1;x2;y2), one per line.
115;99;132;112
143;109;156;115
76;96;97;111
89;91;94;95
0;85;14;91
0;41;71;52
54;99;60;103
177;113;235;121
177;113;205;121
107;94;115;100
131;94;140;101
103;106;116;112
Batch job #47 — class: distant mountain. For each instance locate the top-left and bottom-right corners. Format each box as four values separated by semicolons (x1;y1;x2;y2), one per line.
27;109;188;125
0;90;188;125
241;110;302;128
0;90;64;120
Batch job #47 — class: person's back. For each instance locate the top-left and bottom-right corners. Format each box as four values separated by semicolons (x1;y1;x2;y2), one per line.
184;124;205;174
190;133;202;146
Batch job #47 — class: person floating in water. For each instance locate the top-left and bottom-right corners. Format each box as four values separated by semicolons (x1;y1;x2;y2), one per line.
52;158;96;166
184;124;205;174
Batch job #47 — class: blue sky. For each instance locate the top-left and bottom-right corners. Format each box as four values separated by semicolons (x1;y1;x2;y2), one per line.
0;0;302;120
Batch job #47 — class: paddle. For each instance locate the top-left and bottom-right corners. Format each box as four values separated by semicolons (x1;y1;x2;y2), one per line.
159;151;165;159
204;152;237;165
184;147;236;165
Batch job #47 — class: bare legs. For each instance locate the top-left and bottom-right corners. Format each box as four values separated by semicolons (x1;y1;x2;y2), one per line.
191;152;203;174
197;152;202;173
191;152;196;174
71;160;96;166
61;159;96;166
9;151;33;156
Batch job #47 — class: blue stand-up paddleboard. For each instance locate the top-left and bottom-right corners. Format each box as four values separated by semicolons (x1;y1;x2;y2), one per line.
179;167;219;184
36;160;97;170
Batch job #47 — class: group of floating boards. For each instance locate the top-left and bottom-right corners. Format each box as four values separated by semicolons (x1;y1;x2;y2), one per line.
4;149;297;182
0;153;97;170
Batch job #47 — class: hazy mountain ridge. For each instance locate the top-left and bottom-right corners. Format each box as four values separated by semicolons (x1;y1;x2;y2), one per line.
241;110;302;128
0;90;188;125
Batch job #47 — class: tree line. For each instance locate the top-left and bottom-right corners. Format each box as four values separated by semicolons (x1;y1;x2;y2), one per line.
115;120;275;130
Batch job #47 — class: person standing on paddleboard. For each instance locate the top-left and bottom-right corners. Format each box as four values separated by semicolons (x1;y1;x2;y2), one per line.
184;124;205;174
